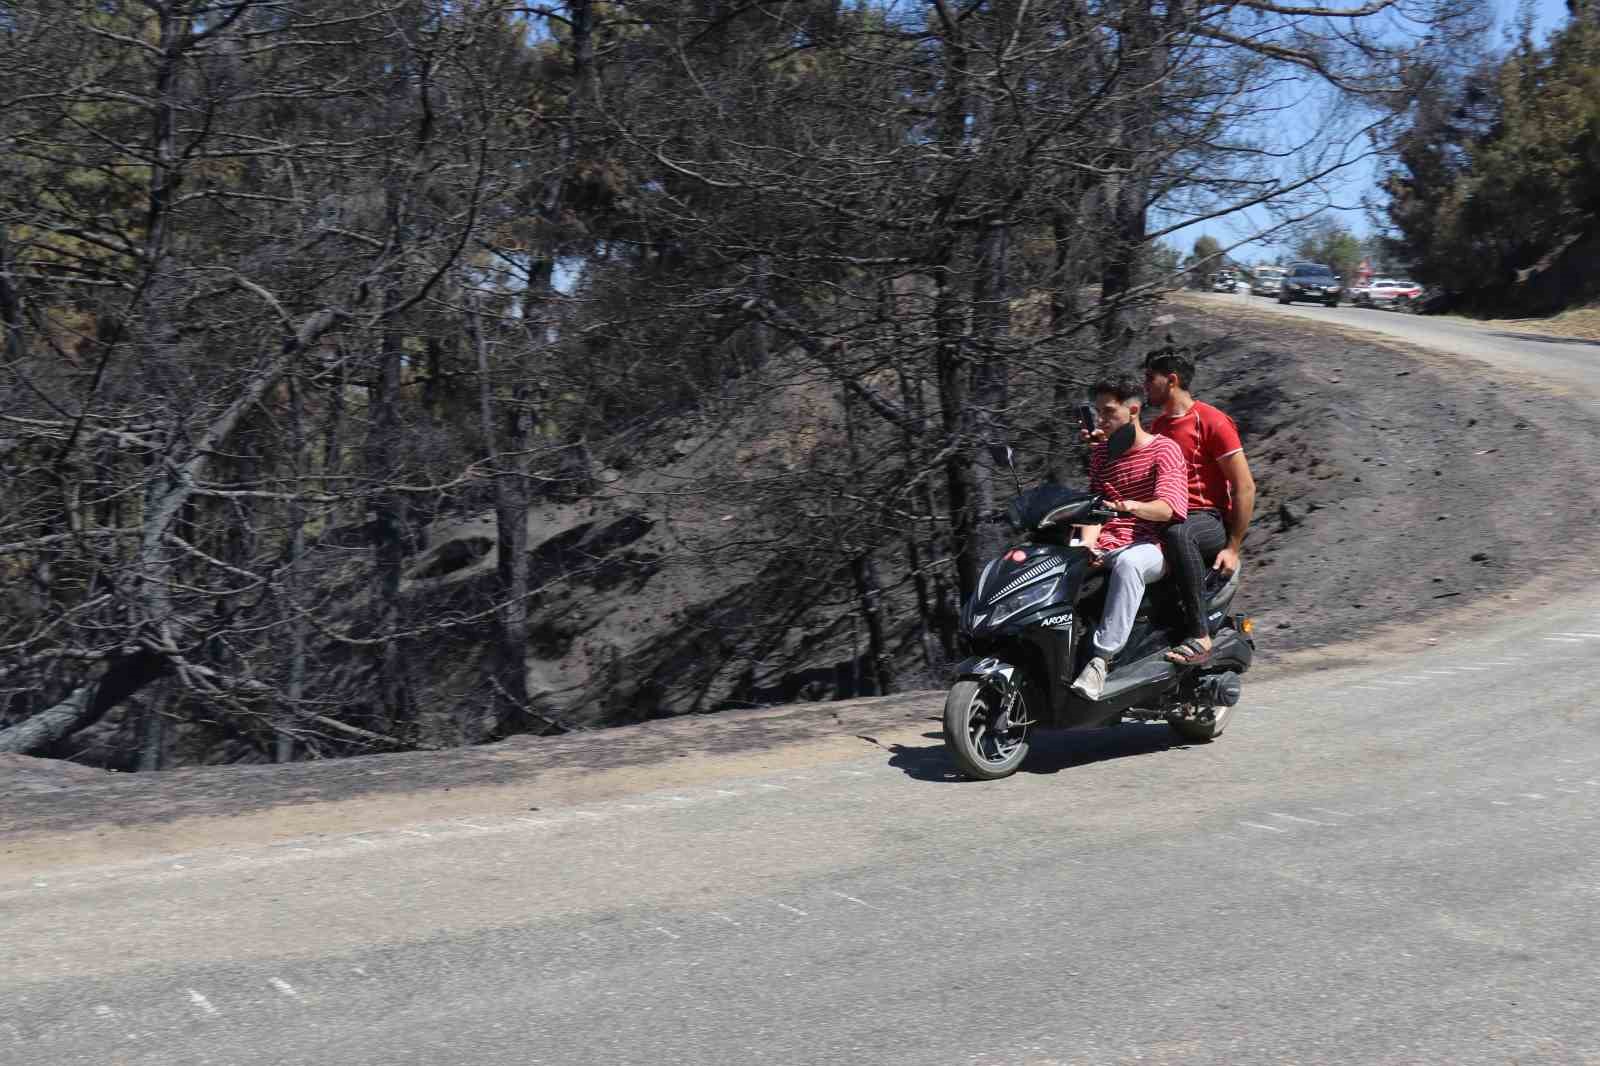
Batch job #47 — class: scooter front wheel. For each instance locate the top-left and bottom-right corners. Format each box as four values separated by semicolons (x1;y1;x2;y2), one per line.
943;678;1031;780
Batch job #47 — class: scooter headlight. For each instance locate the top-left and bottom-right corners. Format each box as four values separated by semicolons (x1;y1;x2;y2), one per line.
989;579;1060;626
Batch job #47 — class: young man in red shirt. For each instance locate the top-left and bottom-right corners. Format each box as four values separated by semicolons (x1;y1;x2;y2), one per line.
1142;349;1257;665
1069;374;1190;701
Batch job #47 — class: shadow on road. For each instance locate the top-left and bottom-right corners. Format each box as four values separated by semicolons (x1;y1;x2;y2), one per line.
1484;330;1600;348
880;722;1190;783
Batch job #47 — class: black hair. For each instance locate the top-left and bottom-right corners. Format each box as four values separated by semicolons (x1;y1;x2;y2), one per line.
1143;347;1197;390
1088;372;1144;405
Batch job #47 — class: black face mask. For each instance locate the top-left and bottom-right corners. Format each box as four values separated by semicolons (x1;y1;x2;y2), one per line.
1105;421;1137;464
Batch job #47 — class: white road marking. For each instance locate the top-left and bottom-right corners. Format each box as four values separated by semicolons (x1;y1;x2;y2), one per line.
269;978;298;998
652;926;680;940
345;836;376;847
1520;793;1548;800
185;989;218;1016
757;783;789;791
1558;788;1583;794
1491;800;1512;806
352;967;371;978
31;881;46;888
93;1005;115;1018
714;790;740;797
1542;637;1585;643
710;913;741;926
1555;633;1600;639
516;817;549;827
774;902;809;916
1310;807;1354;817
1453;666;1493;671
830;891;879;909
1239;821;1287;833
1268;812;1336;826
458;821;492;829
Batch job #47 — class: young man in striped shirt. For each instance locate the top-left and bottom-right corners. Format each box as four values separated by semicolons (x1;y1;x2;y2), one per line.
1070;374;1190;701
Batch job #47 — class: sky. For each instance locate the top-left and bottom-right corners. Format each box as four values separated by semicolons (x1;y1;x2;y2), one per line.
1162;0;1574;267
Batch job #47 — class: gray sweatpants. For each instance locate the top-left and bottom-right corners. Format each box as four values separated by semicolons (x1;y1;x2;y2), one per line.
1091;542;1167;660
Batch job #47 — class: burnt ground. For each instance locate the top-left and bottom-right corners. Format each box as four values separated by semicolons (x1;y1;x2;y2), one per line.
1166;300;1600;657
7;302;1600;838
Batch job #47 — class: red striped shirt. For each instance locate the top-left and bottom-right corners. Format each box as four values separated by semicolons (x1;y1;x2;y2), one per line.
1087;434;1189;552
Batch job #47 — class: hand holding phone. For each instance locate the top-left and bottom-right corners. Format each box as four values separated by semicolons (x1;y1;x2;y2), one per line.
1077;403;1106;444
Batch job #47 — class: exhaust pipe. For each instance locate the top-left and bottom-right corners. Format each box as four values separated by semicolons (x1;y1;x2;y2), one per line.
1194;672;1242;708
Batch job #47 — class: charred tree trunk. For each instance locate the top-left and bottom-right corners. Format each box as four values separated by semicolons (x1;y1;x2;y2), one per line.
0;224;23;367
936;260;980;600
1097;0;1163;365
471;297;533;734
137;681;168;772
929;3;983;602
280;378;308;763
969;212;1012;567
1046;200;1092;483
366;246;412;736
886;279;938;672
850;554;894;696
323;350;347;484
842;389;894;697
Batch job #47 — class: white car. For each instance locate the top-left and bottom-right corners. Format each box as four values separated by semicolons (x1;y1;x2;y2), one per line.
1356;278;1423;309
1347;278;1382;304
1250;268;1284;295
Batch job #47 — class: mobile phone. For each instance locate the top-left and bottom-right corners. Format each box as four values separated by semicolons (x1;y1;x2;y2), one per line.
1077;403;1097;435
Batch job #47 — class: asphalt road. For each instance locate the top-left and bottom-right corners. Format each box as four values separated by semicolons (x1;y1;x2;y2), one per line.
1194;289;1600;400
6;309;1600;1065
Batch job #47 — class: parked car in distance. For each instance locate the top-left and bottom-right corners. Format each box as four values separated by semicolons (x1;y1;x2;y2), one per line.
1251;266;1285;295
1279;262;1342;307
1359;278;1424;310
1211;271;1240;293
1347;277;1381;304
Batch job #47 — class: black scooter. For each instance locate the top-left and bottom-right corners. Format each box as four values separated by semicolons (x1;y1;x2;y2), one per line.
943;474;1254;781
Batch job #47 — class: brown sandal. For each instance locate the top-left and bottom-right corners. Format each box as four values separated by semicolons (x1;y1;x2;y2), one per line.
1164;638;1213;666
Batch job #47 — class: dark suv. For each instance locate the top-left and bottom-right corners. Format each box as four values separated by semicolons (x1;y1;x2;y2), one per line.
1278;263;1342;307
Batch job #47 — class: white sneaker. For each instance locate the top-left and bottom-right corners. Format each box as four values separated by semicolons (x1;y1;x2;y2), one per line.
1070;657;1108;700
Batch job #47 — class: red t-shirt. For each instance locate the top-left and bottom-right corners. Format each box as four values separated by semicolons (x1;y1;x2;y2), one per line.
1088;434;1189;552
1151;401;1243;515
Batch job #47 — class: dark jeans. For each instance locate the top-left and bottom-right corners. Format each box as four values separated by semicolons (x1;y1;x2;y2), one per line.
1162;510;1228;641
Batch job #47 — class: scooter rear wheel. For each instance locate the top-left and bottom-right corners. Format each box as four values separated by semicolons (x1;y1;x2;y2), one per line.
1168;704;1232;743
943;679;1031;780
